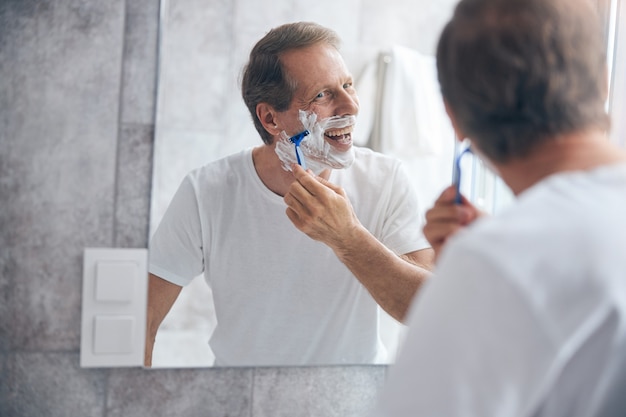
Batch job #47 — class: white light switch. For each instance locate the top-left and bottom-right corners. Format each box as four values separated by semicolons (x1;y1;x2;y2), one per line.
81;248;147;368
94;315;135;354
95;261;136;302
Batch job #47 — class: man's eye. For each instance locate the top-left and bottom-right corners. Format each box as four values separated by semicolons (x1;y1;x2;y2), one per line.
343;83;353;89
316;92;326;99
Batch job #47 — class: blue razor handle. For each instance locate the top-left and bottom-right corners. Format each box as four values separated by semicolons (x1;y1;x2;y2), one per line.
289;130;310;169
453;146;473;204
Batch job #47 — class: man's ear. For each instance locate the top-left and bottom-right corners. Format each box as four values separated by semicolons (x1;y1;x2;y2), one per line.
443;99;467;143
256;103;281;136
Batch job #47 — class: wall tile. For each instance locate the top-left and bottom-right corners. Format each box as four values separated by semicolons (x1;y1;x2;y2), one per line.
231;0;293;52
120;0;160;125
0;353;7;411
156;0;234;130
359;0;457;56
252;366;387;417
1;0;125;351
2;353;107;417
291;0;361;48
0;249;12;352
114;123;154;248
106;367;253;417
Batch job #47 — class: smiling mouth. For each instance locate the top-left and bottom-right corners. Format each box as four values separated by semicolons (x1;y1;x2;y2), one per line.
325;126;353;145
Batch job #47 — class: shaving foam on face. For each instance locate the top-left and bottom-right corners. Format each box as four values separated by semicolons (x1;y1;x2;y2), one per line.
275;110;356;174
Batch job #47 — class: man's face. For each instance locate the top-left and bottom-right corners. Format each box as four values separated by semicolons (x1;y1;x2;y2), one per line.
275;43;359;153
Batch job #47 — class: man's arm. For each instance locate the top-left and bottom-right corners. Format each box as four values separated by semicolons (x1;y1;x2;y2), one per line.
330;227;434;322
284;165;434;323
144;273;182;367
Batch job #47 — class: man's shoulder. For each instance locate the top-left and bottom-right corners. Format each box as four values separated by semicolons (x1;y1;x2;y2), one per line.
353;145;397;161
346;146;403;178
186;149;250;179
178;149;253;196
352;146;401;168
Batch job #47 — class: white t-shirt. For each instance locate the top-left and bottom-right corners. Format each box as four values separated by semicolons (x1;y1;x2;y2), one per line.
149;146;430;366
369;163;626;417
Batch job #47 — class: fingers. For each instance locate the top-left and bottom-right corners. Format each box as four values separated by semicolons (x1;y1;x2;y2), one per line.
313;173;346;196
291;163;314;182
284;166;329;232
434;185;468;208
291;165;322;197
284;164;358;248
430;185;479;223
423;185;483;259
436;185;457;203
425;202;471;226
285;205;305;231
423;213;466;248
284;186;313;234
284;187;309;218
292;164;346;195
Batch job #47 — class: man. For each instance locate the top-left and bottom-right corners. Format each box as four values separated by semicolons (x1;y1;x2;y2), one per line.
285;0;626;415
145;22;434;367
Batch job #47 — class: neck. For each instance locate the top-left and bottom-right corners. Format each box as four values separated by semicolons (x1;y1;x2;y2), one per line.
493;129;626;196
252;144;331;197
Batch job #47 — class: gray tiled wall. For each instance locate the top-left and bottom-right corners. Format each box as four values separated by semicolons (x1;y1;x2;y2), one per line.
0;0;387;416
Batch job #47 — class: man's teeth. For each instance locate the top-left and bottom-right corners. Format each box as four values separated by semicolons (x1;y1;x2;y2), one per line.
326;127;352;137
325;128;353;144
326;133;352;145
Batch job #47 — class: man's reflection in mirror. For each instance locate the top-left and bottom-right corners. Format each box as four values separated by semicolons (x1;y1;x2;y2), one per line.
146;21;434;367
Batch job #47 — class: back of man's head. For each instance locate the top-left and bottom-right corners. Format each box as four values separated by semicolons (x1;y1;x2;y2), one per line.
436;0;610;163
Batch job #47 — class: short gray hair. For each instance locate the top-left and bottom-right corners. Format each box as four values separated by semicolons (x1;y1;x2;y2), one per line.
241;22;341;144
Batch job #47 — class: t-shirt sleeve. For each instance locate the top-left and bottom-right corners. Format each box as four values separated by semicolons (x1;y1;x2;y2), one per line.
148;175;205;286
379;161;430;255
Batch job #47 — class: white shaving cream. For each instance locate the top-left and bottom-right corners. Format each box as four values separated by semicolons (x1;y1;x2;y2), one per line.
275;110;356;174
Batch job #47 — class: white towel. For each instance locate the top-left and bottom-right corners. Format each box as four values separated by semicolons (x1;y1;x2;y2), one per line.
355;45;457;215
379;45;454;156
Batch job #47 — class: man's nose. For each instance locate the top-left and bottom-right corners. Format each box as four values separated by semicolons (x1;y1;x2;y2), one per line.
335;89;359;116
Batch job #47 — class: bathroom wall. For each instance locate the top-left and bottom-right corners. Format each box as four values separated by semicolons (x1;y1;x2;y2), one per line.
0;1;386;416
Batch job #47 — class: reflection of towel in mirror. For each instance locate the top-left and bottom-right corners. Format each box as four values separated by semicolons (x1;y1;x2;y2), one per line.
355;45;456;215
377;45;452;156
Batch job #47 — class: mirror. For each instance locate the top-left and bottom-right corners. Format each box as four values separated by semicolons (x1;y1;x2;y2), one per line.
149;0;459;368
